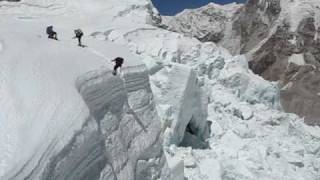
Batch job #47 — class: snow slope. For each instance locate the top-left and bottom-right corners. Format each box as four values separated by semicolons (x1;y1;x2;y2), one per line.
0;16;168;180
1;0;320;180
0;19;104;177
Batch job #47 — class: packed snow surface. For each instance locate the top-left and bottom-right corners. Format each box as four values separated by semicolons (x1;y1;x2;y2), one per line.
0;17;152;177
0;0;320;180
0;19;102;176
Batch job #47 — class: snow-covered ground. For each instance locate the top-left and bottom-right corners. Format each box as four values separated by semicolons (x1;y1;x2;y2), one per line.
169;76;320;180
95;14;320;179
1;0;320;179
0;4;166;179
0;19;105;177
116;26;320;178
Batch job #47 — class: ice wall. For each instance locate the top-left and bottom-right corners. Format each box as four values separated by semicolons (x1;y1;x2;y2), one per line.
151;64;209;148
61;65;165;180
0;19;169;180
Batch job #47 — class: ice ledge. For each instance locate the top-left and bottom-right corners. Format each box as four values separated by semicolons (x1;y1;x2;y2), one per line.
7;65;170;180
73;65;167;180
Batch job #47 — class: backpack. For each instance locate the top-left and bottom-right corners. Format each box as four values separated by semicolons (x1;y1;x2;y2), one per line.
46;26;53;34
115;57;124;64
75;29;83;37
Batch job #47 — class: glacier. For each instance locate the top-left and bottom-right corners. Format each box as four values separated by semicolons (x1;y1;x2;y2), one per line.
163;0;320;126
0;0;320;180
0;18;169;180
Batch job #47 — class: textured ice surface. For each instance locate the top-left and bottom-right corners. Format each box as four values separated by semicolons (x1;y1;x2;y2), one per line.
1;0;320;180
150;63;209;147
0;9;169;179
163;0;320;126
91;10;320;178
159;51;320;180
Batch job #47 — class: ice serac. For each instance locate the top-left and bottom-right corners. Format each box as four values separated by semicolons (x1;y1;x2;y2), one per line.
164;42;320;180
219;55;281;110
151;64;209;149
164;0;320;125
101;26;219;149
69;65;165;180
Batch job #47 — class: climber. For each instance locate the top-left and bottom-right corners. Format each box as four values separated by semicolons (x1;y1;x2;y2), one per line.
73;29;84;47
111;57;124;75
46;26;58;40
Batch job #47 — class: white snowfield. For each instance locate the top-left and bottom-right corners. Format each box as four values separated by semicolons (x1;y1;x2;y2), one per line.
0;15;168;180
1;0;320;180
0;19;104;177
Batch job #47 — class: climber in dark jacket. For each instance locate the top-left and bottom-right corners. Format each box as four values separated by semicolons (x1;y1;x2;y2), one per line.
73;29;84;46
46;26;58;40
111;57;124;75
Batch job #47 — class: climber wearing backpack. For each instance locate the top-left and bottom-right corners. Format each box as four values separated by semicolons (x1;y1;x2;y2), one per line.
111;57;124;75
46;26;58;40
73;29;84;47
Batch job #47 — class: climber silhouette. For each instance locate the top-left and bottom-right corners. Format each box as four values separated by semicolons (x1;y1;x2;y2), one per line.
46;26;58;40
73;29;84;47
111;57;124;75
